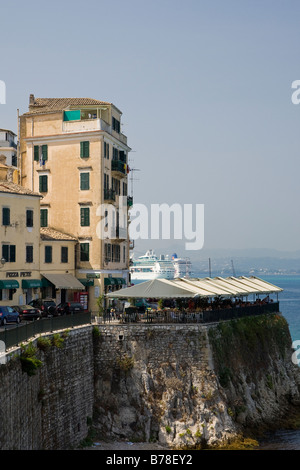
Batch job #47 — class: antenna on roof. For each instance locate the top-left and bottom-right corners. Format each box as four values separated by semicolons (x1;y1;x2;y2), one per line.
128;156;140;199
231;260;236;276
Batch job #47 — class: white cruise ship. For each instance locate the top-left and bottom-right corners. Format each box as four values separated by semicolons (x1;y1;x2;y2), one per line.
171;253;192;278
130;250;175;281
130;250;192;281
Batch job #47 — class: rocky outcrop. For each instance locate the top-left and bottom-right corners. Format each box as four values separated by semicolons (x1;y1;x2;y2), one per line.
92;314;300;448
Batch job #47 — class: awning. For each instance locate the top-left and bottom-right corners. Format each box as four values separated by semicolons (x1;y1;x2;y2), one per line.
22;279;43;289
106;276;283;299
77;278;94;287
42;273;84;290
0;280;20;289
106;278;197;299
104;277;127;286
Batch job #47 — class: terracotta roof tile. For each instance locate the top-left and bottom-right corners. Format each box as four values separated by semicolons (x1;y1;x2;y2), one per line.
0;181;42;197
24;97;111;115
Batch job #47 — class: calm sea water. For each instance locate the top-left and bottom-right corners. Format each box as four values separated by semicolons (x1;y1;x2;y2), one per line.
255;275;300;450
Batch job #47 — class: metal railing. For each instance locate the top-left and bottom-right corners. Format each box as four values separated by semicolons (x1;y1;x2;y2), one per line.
0;312;92;350
111;160;126;175
99;302;280;325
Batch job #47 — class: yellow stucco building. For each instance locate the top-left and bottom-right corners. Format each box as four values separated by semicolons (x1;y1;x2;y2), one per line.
19;95;131;313
0;173;42;305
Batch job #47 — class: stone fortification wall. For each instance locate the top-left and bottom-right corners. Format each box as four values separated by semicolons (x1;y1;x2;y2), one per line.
0;314;300;450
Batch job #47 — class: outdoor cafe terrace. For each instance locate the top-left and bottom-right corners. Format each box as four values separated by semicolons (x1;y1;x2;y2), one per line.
104;276;283;324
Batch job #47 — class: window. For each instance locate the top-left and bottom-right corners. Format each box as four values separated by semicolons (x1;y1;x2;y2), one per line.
39;175;48;192
112;147;119;160
112;117;120;133
34;145;48;162
112;244;120;262
40;209;48;227
105;243;111;262
26;245;33;263
80;172;90;190
80;207;90;226
112;177;120;195
61;246;68;263
123;245;126;263
119;150;126;162
123;182;127;196
26;210;34;227
80;243;89;262
45;246;52;263
80;141;90;158
104;173;109;190
2;207;10;226
12;154;17;167
2;244;16;262
104;141;110;159
0;290;13;301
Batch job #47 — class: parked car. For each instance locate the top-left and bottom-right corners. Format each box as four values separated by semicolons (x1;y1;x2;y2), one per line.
28;299;56;317
55;302;85;315
13;305;42;322
0;306;20;326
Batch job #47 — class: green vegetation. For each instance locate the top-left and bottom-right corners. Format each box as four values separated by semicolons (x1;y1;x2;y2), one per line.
208;314;291;388
20;342;43;376
37;336;52;351
116;354;135;373
51;333;65;348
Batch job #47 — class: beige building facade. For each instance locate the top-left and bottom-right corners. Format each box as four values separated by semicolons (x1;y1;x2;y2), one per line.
0;177;42;306
0;169;87;308
19;96;131;313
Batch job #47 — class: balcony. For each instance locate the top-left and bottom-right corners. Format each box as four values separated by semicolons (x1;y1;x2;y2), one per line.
103;225;127;242
62;117;128;145
104;188;116;203
62;118;111;134
111;160;127;178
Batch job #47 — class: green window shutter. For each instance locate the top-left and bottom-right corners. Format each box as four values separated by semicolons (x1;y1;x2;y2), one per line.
80;141;90;158
39;175;48;192
2;244;9;262
2;207;10;226
61;246;68;263
9;245;16;263
26;210;34;227
34;146;39;161
26;245;33;263
39;175;48;193
45;246;52;263
80;173;90;190
80;243;89;262
41;145;48;161
80;207;90;226
40;209;48;227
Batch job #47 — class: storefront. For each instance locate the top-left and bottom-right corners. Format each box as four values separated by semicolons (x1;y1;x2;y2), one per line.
41;273;85;304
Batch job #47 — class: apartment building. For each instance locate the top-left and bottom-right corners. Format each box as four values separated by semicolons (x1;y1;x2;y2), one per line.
0;173;42;305
19;95;131;312
0;128;18;168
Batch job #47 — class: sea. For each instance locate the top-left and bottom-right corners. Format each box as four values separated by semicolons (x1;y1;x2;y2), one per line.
253;274;300;450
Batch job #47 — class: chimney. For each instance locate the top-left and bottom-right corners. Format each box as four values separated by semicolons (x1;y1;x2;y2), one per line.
29;94;35;105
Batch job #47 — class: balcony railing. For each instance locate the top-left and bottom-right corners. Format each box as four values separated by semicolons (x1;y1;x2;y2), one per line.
112;160;127;176
104;189;116;202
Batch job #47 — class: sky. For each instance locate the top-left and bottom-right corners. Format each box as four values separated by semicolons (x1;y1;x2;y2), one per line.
1;0;300;260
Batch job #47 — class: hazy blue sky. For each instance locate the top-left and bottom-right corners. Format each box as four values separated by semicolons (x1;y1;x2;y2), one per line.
1;0;300;258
